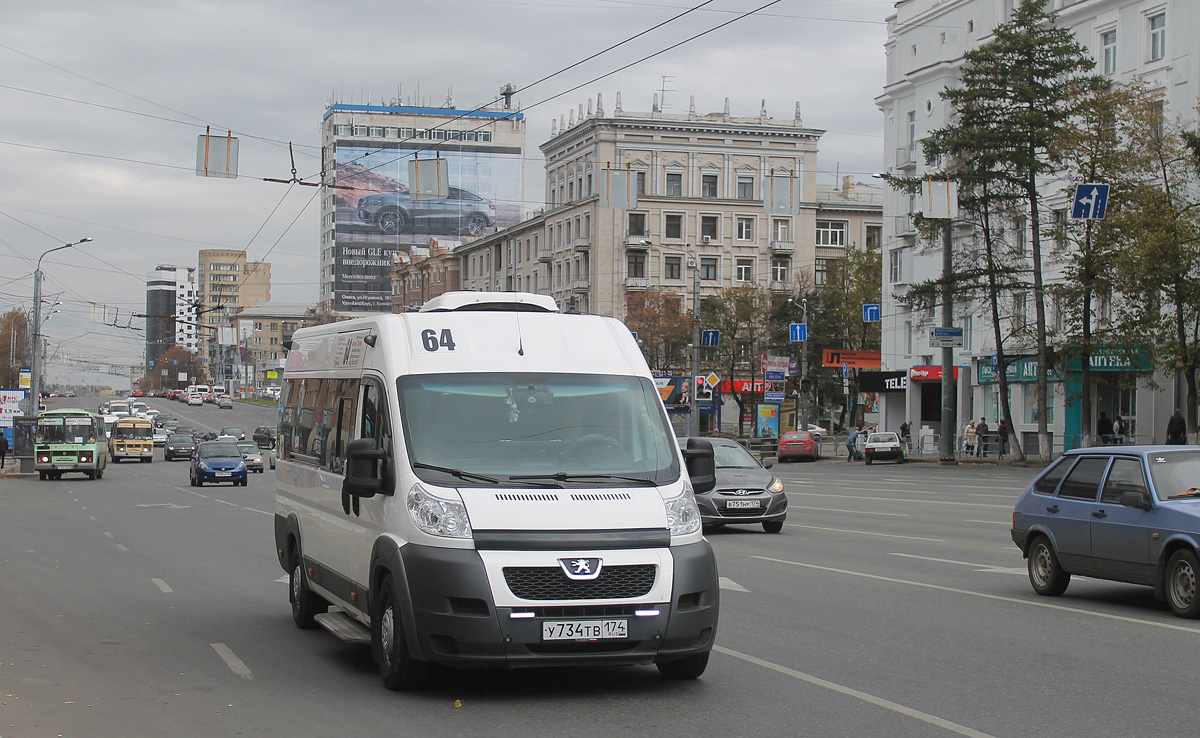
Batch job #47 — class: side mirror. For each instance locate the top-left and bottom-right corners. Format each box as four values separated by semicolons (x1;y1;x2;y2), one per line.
761;459;774;469
682;438;716;495
1120;490;1153;511
343;437;389;499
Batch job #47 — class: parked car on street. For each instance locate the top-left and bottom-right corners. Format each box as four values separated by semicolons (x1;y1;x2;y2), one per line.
356;185;496;237
677;436;786;533
163;434;196;461
189;441;248;487
777;430;820;462
863;432;905;465
1012;447;1200;618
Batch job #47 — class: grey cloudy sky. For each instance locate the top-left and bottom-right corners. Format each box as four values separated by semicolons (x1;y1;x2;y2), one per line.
0;0;890;387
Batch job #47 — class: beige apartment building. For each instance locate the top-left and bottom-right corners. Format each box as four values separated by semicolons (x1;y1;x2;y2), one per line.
231;302;312;389
195;248;271;384
390;241;462;312
457;94;882;320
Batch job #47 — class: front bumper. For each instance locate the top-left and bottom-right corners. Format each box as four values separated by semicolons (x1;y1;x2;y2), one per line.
393;541;718;669
196;468;247;483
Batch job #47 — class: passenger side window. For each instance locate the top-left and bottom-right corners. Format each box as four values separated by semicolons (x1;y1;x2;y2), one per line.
357;378;392;477
1033;456;1074;496
1057;457;1110;501
1101;458;1148;504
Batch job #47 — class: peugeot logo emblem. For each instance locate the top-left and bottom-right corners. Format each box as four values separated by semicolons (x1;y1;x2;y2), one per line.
559;557;603;581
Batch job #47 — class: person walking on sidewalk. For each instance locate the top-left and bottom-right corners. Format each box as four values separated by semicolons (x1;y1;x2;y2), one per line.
1097;411;1113;445
963;420;977;457
998;419;1010;459
0;432;8;468
976;418;990;457
1167;409;1187;445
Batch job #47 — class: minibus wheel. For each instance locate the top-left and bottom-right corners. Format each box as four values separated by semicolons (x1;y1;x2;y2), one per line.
289;544;327;628
374;577;429;691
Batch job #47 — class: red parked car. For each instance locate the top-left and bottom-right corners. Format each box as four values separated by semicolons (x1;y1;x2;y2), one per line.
778;430;820;462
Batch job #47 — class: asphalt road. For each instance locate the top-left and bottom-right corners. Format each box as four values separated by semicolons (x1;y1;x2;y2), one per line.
3;399;1197;737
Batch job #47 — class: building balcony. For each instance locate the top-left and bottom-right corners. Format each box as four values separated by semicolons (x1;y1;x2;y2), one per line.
769;240;795;253
769;280;795;292
625;235;652;247
571;278;591;291
537;248;552;262
624;277;650;289
895;146;916;170
572;237;591;251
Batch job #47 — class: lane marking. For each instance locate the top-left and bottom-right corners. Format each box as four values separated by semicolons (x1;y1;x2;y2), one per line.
274;576;289;583
787;505;908;517
211;643;253;680
790;492;1010;509
719;577;750;592
715;646;996;738
88;516;96;521
890;553;1023;574
963;519;1008;526
115;544;129;552
186;490;208;498
753;555;1200;635
215;499;238;507
104;532;115;538
784;523;943;542
244;507;273;516
152;578;173;593
135;503;192;509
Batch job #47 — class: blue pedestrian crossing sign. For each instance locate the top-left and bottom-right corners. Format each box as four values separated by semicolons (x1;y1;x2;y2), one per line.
789;323;807;342
1071;183;1109;220
701;329;720;347
863;304;881;323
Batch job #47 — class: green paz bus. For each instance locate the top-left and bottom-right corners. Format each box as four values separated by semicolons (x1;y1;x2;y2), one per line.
34;409;109;480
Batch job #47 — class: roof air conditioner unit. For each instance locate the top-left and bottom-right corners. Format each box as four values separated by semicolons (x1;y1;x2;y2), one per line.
702;236;712;244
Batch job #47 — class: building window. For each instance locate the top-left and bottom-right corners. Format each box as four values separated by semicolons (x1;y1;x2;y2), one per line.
628;213;647;237
771;259;789;282
1149;13;1165;62
866;225;882;249
353;126;367;136
635;171;646;196
889;249;904;283
449;130;462;140
773;218;791;242
665;256;682;280
816;221;847;246
815;259;830;286
627;253;646;279
336;125;351;136
665;213;683;240
666;172;683;196
1101;29;1117;74
432;129;446;140
478;131;491;142
700;215;718;241
369;126;384;137
736;217;754;241
907;110;917;149
736;175;754;199
736;258;753;282
700;257;718;280
701;174;718;197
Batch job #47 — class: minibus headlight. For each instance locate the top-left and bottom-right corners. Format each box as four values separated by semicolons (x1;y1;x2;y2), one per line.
407;483;472;539
664;482;702;536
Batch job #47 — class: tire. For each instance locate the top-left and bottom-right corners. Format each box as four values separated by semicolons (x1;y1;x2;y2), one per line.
378;208;409;234
762;520;784;533
1027;536;1070;597
865;456;872;465
374;577;430;691
39;471;47;480
657;651;710;680
87;470;96;480
463;213;489;236
1164;549;1200;618
289;545;327;629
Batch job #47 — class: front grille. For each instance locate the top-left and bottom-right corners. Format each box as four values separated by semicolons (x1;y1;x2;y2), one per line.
503;565;656;600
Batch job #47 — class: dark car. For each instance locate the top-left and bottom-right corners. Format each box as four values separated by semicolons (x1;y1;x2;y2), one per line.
1012;446;1200;618
356;186;496;237
189;441;248;487
252;425;277;449
154;413;176;428
220;426;246;441
677;437;786;533
778;430;819;462
163;434;196;461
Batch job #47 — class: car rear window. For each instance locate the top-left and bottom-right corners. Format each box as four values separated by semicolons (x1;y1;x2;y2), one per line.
1033;456;1074;495
782;432;810;441
1057;457;1110;501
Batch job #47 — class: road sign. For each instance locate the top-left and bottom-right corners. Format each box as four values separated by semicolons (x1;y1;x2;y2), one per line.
789;323;807;342
705;372;720;389
701;329;720;347
630;331;638;341
842;362;849;379
1071;183;1109;220
929;326;964;348
765;391;785;403
863;304;881;323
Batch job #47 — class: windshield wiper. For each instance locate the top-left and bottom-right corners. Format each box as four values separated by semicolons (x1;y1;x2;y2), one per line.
1168;487;1200;500
411;462;499;484
508;472;659;486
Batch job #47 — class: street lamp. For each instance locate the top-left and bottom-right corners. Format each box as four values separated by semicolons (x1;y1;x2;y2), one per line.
32;238;93;414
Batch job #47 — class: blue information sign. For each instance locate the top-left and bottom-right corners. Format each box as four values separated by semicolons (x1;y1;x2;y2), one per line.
1071;183;1109;220
789;323;807;342
863;304;881;323
701;330;720;347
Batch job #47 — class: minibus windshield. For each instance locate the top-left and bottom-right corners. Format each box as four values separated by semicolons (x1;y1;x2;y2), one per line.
113;424;153;439
397;373;681;486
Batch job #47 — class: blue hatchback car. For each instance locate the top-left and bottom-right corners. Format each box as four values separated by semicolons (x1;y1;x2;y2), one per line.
190;440;248;487
1012;446;1200;618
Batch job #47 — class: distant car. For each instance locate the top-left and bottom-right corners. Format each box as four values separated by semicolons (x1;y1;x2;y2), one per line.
130;389;144;397
236;441;265;473
677;437;786;533
152;428;169;446
252;426;277;449
778;430;820;462
863;432;905;465
187;394;203;406
356;186;497;237
220;426;246;441
189;441;248;487
163;434;195;461
1012;447;1200;618
218;396;233;409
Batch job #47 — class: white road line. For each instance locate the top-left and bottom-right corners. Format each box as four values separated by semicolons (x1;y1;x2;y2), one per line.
788;505;908;517
244;507;273;516
214;499;238;507
211;643;253;680
152;578;173;593
790;492;1010;509
719;577;750;592
115;544;129;552
753;555;1200;635
784;523;943;542
104;532;115;538
88;516;96;521
715;646;996;738
963;519;1009;526
186;490;208;498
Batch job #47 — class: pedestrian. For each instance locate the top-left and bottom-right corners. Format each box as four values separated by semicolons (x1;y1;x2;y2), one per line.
0;431;8;468
1112;415;1125;444
899;420;911;450
1166;408;1187;445
998;419;1010;459
1097;411;1113;445
976;417;990;457
845;427;860;462
964;420;977;456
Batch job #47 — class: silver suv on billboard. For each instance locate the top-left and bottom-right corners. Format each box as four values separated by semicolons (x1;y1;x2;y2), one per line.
356;186;496;237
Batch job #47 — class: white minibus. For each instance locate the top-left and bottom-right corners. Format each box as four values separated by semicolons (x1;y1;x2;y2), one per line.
274;292;718;690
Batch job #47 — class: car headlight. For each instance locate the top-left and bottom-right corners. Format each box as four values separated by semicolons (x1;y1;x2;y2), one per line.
664;482;702;536
198;461;210;470
235;461;246;470
768;477;785;494
407;483;472;539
